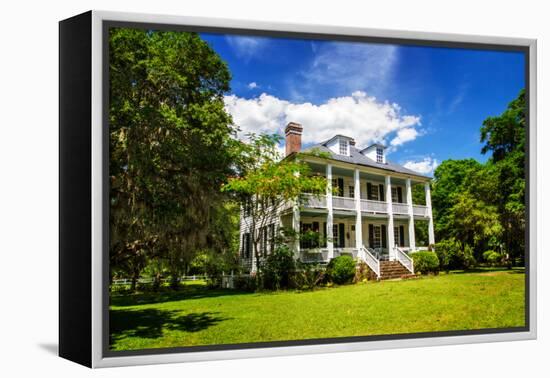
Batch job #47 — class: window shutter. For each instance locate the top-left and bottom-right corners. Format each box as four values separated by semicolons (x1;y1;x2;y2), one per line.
339;223;345;248
313;222;319;248
381;225;387;249
323;222;327;248
379;184;385;201
397;187;403;203
337;178;344;197
263;227;268;255
248;234;252;258
245;234;250;258
367;182;372;200
299;221;304;249
368;224;374;248
399;225;405;246
270;224;275;253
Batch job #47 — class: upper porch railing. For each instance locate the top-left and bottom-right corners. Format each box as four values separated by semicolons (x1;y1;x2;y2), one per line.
299;193;430;217
333;196;356;210
412;204;429;217
360;199;387;213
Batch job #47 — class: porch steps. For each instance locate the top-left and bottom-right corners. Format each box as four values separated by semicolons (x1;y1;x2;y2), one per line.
379;261;415;280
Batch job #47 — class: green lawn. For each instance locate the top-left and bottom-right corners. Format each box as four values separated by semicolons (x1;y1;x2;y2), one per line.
110;269;525;351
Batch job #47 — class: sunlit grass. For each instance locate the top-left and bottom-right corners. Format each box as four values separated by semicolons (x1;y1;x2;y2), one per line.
110;268;525;351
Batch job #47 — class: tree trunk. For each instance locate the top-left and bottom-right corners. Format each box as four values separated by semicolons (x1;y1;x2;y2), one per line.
130;274;138;292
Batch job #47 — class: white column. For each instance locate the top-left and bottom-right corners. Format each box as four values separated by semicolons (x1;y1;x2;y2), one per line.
354;169;363;251
406;178;416;251
326;164;334;259
385;175;395;260
425;182;435;245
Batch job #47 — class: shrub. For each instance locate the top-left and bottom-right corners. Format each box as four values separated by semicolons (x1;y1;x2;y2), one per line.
233;275;258;292
411;251;440;275
354;261;377;282
260;245;296;290
293;262;326;290
483;250;503;266
327;255;356;284
435;238;476;271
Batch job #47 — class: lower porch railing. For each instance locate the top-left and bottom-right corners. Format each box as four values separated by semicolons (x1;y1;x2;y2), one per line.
395;246;414;274
359;246;381;279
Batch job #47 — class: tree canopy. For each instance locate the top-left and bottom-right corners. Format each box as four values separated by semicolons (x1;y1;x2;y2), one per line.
432;89;526;267
108;28;239;287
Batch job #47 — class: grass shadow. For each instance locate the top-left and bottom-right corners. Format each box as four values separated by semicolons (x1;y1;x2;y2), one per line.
448;267;525;275
110;308;230;345
111;285;252;307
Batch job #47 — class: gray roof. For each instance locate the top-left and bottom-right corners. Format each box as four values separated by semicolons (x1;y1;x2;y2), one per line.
301;142;430;179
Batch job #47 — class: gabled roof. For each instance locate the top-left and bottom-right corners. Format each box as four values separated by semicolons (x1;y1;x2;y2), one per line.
301;141;430;179
322;135;355;145
360;143;386;153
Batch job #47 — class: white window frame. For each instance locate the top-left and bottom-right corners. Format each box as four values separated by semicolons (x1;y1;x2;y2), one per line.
376;147;384;163
372;225;382;249
349;185;354;198
339;139;348;155
392;187;399;203
369;182;379;201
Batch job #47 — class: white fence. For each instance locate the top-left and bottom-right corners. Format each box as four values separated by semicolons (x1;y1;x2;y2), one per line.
112;275;208;286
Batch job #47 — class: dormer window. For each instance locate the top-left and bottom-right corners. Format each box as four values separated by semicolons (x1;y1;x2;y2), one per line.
376;147;384;163
339;139;348;155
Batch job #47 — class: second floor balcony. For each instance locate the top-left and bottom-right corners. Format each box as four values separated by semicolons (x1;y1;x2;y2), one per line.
300;193;430;218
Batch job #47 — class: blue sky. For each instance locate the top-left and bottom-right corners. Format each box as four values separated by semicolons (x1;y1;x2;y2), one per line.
200;32;525;175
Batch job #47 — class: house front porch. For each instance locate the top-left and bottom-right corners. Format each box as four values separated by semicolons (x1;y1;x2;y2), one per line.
282;212;430;266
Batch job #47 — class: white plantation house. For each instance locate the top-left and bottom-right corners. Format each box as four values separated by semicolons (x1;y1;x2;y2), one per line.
239;122;435;279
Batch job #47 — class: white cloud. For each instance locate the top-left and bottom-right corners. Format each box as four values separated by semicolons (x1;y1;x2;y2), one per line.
403;157;439;175
298;42;398;99
247;82;259;89
390;128;419;147
225;36;268;61
224;91;421;148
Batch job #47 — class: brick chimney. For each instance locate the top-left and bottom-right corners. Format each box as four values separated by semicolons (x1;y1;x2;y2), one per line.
285;122;303;156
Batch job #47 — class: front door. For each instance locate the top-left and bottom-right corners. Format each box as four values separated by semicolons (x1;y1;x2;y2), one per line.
350;224;356;248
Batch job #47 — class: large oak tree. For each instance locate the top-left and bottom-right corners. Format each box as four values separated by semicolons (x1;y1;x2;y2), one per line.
108;28;238;288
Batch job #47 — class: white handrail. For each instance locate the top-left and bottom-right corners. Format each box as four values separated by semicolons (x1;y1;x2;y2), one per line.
395;246;414;274
360;246;381;279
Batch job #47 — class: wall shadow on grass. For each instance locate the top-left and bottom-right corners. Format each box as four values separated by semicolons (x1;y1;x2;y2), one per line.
110;308;230;345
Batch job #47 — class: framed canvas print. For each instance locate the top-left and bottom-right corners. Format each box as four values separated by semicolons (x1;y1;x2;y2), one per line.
59;10;537;368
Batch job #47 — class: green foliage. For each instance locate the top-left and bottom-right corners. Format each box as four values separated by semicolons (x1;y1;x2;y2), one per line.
293;263;327;290
222;133;328;270
327;255;356;285
353;261;377;282
411;251;440;275
109;28;239;289
483;250;504;266
233;275;258;292
260;245;296;290
435;239;475;271
430;88;526;266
